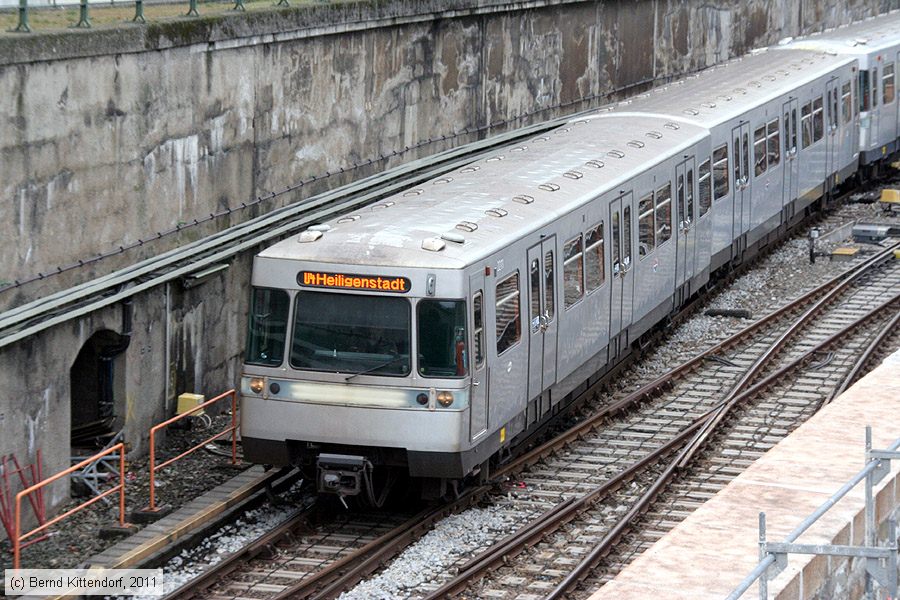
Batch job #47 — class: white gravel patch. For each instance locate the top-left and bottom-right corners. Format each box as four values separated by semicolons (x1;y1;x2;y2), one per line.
339;505;535;600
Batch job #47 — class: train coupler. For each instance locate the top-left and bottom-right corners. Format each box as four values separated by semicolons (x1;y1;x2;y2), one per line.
316;453;367;497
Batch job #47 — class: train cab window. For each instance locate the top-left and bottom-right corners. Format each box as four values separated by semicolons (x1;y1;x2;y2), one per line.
585;223;604;290
544;250;555;320
245;287;289;366
842;82;852;124
767;118;780;169
698;159;712;217
563;234;585;308
638;193;655;257
884;63;895;104
655;183;672;244
472;292;484;368
859;70;871;112
418;300;468;377
290;292;411;376
495;272;521;354
813;97;824;142
530;258;541;329
801;102;813;148
753;125;767;177
713;145;729;201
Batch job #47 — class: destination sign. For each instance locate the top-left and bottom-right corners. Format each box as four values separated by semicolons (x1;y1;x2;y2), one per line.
298;271;411;293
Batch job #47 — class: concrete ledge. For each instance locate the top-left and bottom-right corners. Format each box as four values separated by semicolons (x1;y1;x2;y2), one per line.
589;349;900;600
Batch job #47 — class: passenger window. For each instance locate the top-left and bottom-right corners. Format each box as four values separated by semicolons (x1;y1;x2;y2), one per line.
698;159;712;217
473;291;484;368
638;193;654;257
859;70;870;112
713;145;729;200
563;234;585;308
754;125;767;177
584;223;604;290
495;272;521;355
686;169;694;223
842;82;852;124
801;102;813;148
544;250;555;321
655;184;672;244
813;97;824;142
623;206;632;267
884;63;895;104
767;118;780;169
530;258;541;330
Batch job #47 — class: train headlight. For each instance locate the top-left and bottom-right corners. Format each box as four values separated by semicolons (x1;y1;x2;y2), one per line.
249;377;265;394
437;391;454;407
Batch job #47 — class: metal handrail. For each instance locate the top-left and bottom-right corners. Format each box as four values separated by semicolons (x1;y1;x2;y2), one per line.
727;434;900;599
13;443;126;569
144;389;238;512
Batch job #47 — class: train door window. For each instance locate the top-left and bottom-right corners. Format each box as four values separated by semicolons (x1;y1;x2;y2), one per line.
741;133;749;179
563;234;585;308
637;193;655;258
584;223;604;290
473;291;484;368
623;206;633;269
753;125;767;177
842;82;852;124
495;272;521;354
544;250;555;321
859;70;871;112
767;118;780;168
883;63;895;104
655;183;672;244
418;300;468;377
801;102;813;148
530;258;541;331
698;158;712;217
791;108;798;150
677;174;686;228
713;145;729;200
611;211;621;272
812;97;824;142
871;69;878;108
733;134;741;184
686;168;695;224
853;74;860;117
830;88;839;130
245;288;289;366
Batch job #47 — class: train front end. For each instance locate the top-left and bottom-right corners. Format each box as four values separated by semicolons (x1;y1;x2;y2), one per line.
240;254;480;501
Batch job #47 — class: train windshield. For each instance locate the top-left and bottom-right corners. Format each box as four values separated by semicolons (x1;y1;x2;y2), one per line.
417;300;468;378
289;291;411;376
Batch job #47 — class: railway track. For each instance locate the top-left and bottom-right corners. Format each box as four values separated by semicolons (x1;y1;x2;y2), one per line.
161;241;899;600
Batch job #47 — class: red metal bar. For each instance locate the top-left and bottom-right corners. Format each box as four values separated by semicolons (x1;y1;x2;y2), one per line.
14;443;126;569
146;390;239;511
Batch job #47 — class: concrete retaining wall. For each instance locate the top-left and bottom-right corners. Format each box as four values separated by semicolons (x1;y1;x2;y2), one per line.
1;0;898;533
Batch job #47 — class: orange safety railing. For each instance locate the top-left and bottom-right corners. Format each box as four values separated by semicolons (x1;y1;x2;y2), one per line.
13;443;125;569
145;389;238;512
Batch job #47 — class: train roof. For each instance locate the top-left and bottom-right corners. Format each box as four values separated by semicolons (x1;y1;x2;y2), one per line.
602;49;854;127
260;115;707;270
783;10;900;55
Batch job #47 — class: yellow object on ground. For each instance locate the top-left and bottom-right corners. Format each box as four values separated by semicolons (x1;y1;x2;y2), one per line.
177;393;206;415
881;189;900;203
831;247;859;261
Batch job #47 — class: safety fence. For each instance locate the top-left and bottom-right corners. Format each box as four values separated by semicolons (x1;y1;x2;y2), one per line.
5;0;298;33
727;427;900;599
12;443;126;569
144;388;238;512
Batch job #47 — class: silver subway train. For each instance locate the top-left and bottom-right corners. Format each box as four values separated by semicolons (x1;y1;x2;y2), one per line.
239;12;900;501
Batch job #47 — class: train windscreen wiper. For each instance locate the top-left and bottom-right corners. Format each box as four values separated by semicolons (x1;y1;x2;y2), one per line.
343;354;405;381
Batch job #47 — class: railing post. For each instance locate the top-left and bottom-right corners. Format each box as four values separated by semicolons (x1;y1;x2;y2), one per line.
118;445;126;526
864;426;875;600
758;512;768;600
186;0;199;17
148;428;157;512
74;0;91;28
14;0;31;33
231;390;238;465
13;494;21;569
132;0;145;23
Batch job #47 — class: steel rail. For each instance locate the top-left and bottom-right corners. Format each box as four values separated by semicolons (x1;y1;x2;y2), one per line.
542;290;900;600
826;307;900;403
0;115;583;348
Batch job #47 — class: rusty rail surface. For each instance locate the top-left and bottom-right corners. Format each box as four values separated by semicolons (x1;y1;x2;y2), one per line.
145;389;238;512
13;443;126;569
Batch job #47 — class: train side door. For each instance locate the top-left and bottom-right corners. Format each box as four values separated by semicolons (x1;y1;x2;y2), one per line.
782;99;800;211
468;274;488;442
675;157;697;289
609;193;635;345
826;78;839;180
525;237;557;402
731;123;751;247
